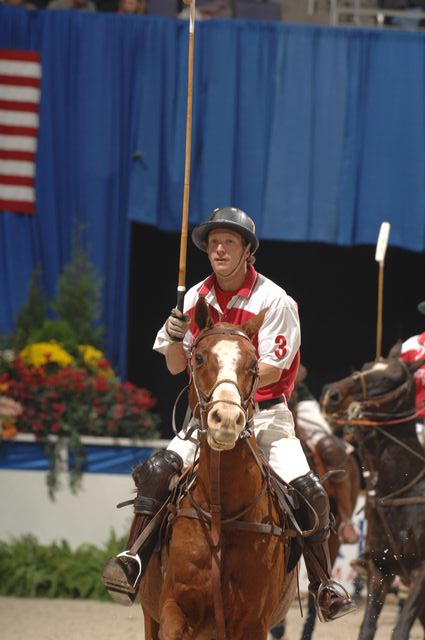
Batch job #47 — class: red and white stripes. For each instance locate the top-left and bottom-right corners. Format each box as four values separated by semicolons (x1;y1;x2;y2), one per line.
0;49;41;214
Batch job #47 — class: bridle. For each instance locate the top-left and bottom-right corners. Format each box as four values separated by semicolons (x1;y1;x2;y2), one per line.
329;362;425;583
188;327;260;431
175;327;295;640
329;360;422;428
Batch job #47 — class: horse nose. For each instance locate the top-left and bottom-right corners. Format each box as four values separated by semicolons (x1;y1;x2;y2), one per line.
210;405;245;428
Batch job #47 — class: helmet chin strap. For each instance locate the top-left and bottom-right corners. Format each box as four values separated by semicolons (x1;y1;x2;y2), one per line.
217;245;251;281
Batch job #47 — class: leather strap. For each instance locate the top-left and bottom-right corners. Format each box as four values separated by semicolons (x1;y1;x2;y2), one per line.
129;499;170;556
209;449;227;640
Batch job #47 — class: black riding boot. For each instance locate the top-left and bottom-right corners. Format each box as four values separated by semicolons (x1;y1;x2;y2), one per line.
101;450;183;606
290;471;356;622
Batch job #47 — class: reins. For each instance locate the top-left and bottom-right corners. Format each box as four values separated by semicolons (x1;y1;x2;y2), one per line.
328;363;423;428
167;324;307;638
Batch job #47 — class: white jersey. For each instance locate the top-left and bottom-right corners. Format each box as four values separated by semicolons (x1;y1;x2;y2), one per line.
153;265;301;402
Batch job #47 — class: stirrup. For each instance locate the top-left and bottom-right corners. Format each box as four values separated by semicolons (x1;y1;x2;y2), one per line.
102;551;143;607
313;580;355;623
116;550;143;590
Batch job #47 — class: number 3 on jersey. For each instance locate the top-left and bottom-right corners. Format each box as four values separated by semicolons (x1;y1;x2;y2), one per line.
274;334;287;359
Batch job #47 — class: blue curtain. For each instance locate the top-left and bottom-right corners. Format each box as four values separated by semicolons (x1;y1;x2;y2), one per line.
1;6;425;374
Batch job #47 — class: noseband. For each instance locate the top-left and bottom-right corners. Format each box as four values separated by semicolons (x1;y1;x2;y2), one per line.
188;328;259;431
342;360;418;426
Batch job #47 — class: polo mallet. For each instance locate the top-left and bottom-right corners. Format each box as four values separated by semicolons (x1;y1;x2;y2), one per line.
176;0;196;313
374;221;391;360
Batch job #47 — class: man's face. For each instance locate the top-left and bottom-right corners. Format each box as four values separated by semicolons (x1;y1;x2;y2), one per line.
207;229;248;277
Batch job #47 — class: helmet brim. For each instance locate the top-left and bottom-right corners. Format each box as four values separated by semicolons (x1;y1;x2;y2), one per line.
191;220;259;254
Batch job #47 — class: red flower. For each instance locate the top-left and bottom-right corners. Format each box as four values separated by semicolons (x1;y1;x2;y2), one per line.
113;404;125;420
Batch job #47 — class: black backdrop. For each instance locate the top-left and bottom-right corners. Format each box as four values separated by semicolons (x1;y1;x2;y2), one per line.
128;222;425;439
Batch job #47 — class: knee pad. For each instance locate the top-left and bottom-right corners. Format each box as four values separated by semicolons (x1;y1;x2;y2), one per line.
132;450;183;515
290;471;330;541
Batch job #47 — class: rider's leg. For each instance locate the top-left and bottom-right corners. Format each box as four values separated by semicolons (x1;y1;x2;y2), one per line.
102;420;203;606
295;399;359;544
253;402;356;622
101;449;183;605
290;470;357;621
315;435;359;544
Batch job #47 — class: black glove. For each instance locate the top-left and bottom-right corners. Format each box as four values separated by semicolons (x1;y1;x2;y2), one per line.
164;308;190;343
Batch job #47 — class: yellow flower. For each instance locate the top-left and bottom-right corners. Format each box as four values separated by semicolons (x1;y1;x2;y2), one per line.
19;342;75;368
78;344;114;377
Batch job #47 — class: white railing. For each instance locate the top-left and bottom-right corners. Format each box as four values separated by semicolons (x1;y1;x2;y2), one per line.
11;431;170;448
329;0;425;28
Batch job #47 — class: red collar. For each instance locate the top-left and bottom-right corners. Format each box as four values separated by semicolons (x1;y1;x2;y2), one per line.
198;265;258;298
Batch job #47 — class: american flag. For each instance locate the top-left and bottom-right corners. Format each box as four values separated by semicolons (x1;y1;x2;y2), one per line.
0;49;41;214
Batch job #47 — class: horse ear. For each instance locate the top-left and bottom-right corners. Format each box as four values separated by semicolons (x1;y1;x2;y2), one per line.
240;307;268;340
388;340;402;359
194;296;214;332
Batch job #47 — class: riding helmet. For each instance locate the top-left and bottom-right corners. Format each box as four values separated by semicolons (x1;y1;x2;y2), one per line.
418;301;425;315
191;207;259;254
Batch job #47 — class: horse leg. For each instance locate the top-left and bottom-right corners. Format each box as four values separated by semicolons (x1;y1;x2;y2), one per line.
159;597;192;640
391;565;425;640
227;621;270;639
300;593;317;640
419;599;425;634
143;609;160;640
358;562;393;640
318;441;360;545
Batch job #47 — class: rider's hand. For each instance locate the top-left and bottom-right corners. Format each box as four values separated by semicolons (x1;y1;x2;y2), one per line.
164;308;190;343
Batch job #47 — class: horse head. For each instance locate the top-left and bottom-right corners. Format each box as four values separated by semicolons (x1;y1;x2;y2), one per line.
320;343;425;426
188;296;266;451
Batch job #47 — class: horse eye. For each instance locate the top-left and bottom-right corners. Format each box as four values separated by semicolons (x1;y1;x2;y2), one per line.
195;353;204;366
248;362;257;374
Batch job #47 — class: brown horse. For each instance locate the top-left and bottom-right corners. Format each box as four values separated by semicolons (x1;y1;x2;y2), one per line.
320;343;425;640
270;393;361;640
293;437;361;640
139;297;298;640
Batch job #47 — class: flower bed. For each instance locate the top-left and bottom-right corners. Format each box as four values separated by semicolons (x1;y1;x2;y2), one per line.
0;344;160;498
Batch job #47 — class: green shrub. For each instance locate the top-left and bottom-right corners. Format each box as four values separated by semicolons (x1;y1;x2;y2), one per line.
28;319;79;356
0;532;126;600
9;266;48;352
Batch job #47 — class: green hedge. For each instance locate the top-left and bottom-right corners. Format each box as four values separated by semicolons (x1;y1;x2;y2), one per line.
0;532;126;600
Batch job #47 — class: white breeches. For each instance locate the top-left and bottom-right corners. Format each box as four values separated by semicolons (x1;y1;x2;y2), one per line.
167;401;311;483
296;399;333;449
